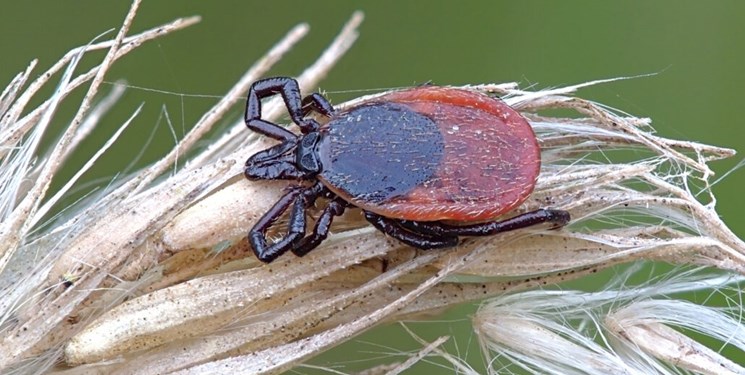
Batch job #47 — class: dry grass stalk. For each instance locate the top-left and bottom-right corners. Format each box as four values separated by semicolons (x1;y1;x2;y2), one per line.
0;3;742;374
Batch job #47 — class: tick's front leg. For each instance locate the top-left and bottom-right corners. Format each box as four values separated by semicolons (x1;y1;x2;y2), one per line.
249;188;306;263
292;197;349;257
245;77;320;138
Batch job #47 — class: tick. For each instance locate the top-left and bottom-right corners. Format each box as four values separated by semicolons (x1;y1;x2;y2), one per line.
243;77;570;263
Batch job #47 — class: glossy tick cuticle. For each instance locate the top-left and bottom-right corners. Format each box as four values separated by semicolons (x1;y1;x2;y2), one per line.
243;77;570;263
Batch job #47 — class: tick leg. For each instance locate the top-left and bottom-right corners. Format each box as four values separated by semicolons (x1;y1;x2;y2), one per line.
364;211;458;250
249;188;306;263
245;77;320;139
245;118;296;142
245;156;308;180
245;140;297;167
400;209;571;237
245;142;308;180
301;93;336;118
292;197;349;257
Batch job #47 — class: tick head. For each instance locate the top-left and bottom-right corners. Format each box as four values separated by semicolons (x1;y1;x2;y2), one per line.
244;132;323;181
296;132;322;175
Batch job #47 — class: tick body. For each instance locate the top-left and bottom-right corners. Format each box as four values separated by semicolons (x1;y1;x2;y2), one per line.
244;77;569;263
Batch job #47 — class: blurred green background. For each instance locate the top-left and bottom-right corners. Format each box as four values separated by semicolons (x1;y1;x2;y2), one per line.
1;1;743;373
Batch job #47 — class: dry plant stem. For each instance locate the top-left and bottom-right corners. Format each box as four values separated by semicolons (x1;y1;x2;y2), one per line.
487;319;635;373
564;192;745;273
67;82;127;160
0;54;83;274
473;275;745;374
354;364;405;375
191;11;363;167
643;174;745;256
0;16;201;152
0;162;232;366
0;0;139;283
180;23;309;169
34;101;141;231
0;4;200;273
64;231;593;371
611;321;740;375
382;335;450;375
115;256;601;374
64;234;401;366
158;249;580;375
520;95;715;175
0;8;206;369
175;243;486;374
401;327;476;375
0;59;36;118
133;22;310;191
543;171;745;272
606;300;745;375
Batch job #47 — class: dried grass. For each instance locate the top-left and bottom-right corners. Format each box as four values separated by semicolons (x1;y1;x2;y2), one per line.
1;2;743;374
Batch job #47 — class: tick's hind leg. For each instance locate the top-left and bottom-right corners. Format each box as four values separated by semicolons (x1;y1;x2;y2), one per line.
364;211;458;250
400;209;571;237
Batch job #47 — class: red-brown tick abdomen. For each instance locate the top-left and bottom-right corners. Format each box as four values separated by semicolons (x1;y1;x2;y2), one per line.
317;86;540;222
